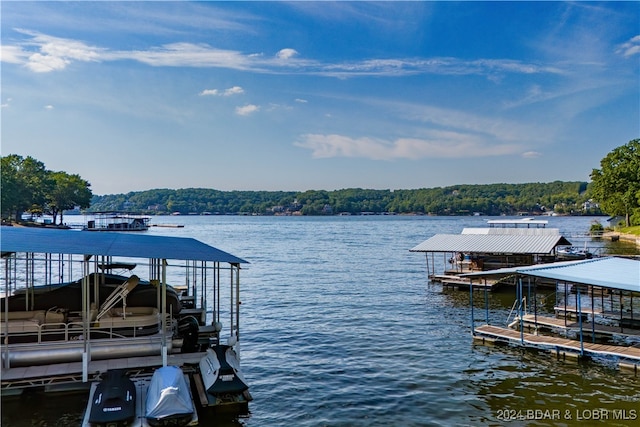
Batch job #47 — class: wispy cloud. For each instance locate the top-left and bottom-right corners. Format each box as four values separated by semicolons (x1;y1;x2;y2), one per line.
522;151;542;159
616;35;640;57
199;86;244;96
235;104;259;116
15;29;103;72
294;133;523;160
4;29;566;79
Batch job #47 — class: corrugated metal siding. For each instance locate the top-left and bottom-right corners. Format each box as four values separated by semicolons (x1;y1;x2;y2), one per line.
0;226;248;264
410;234;569;254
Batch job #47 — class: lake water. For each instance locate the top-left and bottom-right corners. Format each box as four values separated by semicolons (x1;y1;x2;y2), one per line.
2;215;639;426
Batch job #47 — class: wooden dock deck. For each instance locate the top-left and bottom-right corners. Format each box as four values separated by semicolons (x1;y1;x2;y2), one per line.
473;324;640;370
430;274;502;291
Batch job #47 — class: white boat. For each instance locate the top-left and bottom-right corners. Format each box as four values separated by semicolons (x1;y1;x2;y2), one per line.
84;212;151;231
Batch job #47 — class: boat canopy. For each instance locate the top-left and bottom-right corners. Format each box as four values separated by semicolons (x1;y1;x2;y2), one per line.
0;227;247;264
462;257;640;292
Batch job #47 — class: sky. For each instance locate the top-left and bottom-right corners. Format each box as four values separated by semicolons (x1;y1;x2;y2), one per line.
1;1;639;195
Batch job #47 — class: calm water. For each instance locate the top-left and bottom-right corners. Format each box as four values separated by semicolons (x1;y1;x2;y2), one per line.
2;215;640;426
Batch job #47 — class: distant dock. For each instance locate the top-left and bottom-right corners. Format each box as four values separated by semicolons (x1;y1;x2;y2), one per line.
150;224;184;228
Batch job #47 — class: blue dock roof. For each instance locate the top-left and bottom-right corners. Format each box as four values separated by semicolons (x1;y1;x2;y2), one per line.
463;257;639;292
0;226;248;264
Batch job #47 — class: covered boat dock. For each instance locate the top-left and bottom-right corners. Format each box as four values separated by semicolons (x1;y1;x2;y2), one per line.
1;226;249;399
410;219;572;290
463;257;640;371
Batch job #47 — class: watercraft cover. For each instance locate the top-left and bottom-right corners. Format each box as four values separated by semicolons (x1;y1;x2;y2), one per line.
145;366;194;422
88;369;136;424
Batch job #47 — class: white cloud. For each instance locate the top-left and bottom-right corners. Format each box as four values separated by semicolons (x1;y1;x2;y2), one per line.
616;35;640;57
199;89;219;96
1;46;26;64
295;98;308;103
27;52;70;72
44;105;54;110
11;30;103;72
1;30;574;78
522;151;542;159
199;86;244;97
223;86;244;96
235;104;259;116
276;48;298;60
294;133;522;160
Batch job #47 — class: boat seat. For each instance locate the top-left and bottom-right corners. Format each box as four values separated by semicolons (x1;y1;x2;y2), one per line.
44;309;66;329
0;310;46;321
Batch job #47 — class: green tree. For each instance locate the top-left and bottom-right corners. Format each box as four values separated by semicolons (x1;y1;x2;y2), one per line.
590;139;640;227
0;154;54;222
47;171;93;225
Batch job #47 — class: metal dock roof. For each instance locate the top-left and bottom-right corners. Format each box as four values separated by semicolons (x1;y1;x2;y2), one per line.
462;257;640;292
0;226;248;264
410;233;572;254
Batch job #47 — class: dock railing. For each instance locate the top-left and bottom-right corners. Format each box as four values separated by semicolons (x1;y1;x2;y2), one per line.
506;296;527;327
1;314;173;344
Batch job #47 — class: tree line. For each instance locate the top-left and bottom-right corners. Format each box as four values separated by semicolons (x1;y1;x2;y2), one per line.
88;181;595;216
2;138;639;222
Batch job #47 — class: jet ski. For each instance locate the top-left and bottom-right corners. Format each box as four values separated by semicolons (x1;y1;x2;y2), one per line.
88;369;136;426
199;345;249;395
145;366;195;426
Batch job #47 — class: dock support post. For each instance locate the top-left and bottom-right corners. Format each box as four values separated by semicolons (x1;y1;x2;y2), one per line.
469;281;475;334
82;352;88;383
577;288;584;356
518;277;524;345
162;259;168;367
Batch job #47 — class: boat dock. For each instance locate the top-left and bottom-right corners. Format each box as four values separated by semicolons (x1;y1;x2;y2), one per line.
465;257;640;373
473;324;640;371
1;226;253;421
411;218;576;289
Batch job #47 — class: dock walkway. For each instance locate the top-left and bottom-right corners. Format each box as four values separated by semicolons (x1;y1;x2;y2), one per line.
474;324;640;369
512;314;640;338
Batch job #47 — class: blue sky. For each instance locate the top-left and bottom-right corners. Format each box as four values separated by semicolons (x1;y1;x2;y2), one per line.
1;1;638;195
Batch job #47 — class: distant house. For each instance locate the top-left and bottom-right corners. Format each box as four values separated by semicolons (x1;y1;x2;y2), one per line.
607;216;626;227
